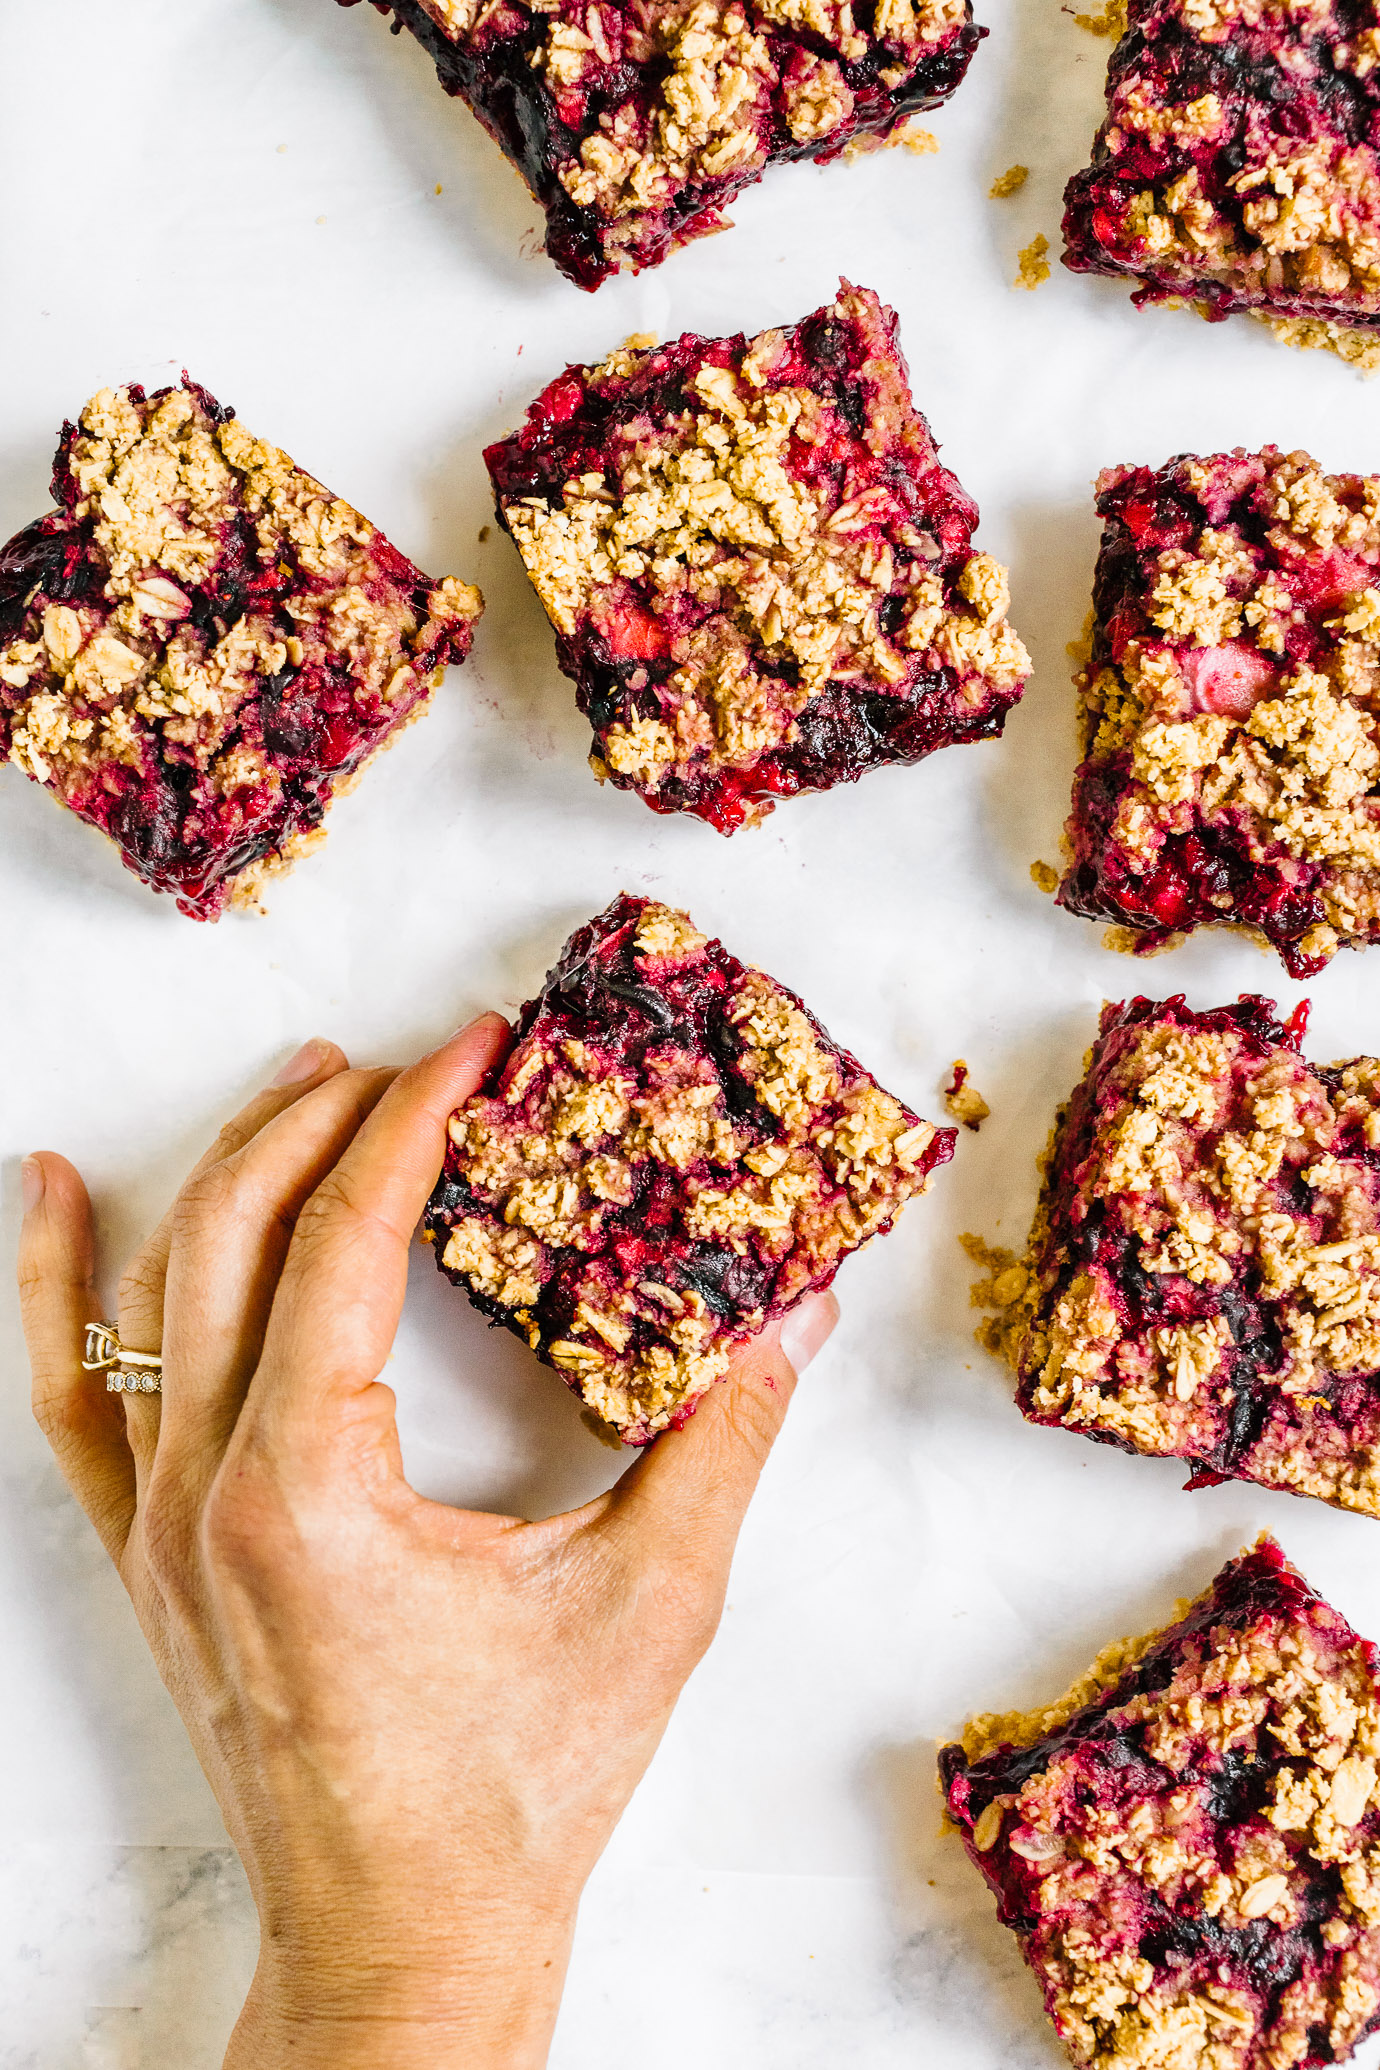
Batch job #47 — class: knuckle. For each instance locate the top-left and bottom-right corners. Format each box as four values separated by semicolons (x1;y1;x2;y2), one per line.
31;1379;81;1450
210;1111;258;1161
138;1484;198;1594
174;1157;241;1232
289;1168;356;1250
721;1374;782;1457
116;1252;166;1323
15;1246;48;1302
199;1459;279;1574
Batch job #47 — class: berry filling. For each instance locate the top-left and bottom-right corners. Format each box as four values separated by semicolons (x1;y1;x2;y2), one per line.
423;892;953;1440
1062;0;1380;343
1057;446;1380;977
942;1538;1380;2070
972;992;1380;1520
341;0;982;290
485;284;1029;830
0;379;482;919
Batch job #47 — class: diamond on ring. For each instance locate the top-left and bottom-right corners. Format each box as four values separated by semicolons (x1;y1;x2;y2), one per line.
85;1322;162;1395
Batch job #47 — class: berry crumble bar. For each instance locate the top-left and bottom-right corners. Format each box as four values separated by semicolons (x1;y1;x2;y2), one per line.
0;378;482;920
971;991;1380;1520
484;284;1030;831
1062;0;1380;350
338;0;982;291
423;892;953;1439
940;1537;1380;2070
1057;447;1380;977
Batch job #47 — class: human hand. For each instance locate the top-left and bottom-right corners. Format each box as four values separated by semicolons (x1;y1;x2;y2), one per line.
16;1018;838;2070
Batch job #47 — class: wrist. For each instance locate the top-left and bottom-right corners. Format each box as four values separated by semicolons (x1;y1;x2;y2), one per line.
226;1896;579;2070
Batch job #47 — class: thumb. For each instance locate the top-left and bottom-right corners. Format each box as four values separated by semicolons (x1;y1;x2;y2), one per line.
599;1289;839;1570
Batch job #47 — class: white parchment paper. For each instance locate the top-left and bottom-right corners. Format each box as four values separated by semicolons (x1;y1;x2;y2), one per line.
6;0;1380;2062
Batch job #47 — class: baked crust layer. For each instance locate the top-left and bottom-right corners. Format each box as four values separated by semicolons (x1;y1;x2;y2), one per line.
423;892;953;1439
485;283;1029;830
0;377;482;919
941;1538;1380;2070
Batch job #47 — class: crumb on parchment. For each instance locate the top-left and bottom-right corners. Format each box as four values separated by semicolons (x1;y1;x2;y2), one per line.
1016;234;1050;289
945;1061;991;1131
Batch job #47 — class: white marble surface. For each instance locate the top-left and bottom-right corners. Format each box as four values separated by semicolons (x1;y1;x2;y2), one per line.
8;0;1380;2062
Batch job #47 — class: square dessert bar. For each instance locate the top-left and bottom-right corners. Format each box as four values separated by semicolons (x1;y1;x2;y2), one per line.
940;1537;1380;2070
1057;446;1380;977
423;893;953;1440
340;0;982;291
484;284;1030;832
974;991;1380;1520
1062;0;1380;348
0;378;482;920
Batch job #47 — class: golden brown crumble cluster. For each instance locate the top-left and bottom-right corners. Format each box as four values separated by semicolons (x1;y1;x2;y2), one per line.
944;1059;990;1129
942;1542;1380;2070
0;382;481;877
500;288;1027;805
970;997;1380;1519
1058;447;1380;975
427;896;949;1439
1015;232;1051;288
511;0;965;255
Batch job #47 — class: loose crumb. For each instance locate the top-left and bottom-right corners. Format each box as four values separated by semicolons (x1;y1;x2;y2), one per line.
1015;234;1051;290
1030;860;1059;894
478;524;491;542
990;164;1029;198
435;183;444;194
844;118;939;162
1070;0;1126;31
945;1061;991;1132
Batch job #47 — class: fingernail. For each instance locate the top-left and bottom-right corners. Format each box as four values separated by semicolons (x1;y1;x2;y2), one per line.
271;1038;329;1087
779;1291;839;1376
454;1009;509;1039
21;1157;45;1214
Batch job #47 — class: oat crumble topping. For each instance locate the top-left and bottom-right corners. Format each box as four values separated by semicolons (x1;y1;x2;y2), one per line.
0;377;482;918
485;284;1029;831
991;162;1030;196
942;1538;1380;2070
972;992;1380;1519
424;893;953;1440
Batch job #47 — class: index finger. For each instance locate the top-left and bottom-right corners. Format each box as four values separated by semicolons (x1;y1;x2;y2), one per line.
247;1013;512;1446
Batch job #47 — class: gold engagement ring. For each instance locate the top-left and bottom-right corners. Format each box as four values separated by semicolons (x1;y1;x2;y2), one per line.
83;1321;163;1395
